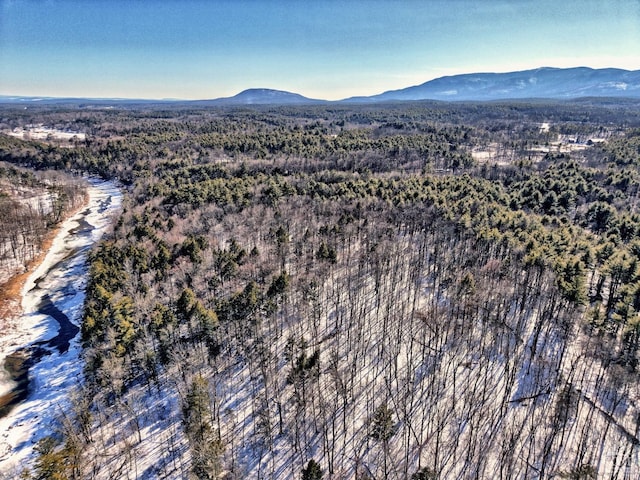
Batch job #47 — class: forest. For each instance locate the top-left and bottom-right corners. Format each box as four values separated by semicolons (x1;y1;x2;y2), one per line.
1;99;640;479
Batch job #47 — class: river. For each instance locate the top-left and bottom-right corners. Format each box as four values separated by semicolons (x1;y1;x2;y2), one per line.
0;178;122;475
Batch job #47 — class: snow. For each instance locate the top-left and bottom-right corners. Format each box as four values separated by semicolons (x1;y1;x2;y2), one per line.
0;179;121;475
0;189;53;286
5;126;86;143
1;181;635;478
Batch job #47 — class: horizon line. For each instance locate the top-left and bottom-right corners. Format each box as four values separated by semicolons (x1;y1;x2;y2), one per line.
1;65;638;103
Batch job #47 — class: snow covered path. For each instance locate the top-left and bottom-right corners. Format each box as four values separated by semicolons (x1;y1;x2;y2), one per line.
0;179;121;476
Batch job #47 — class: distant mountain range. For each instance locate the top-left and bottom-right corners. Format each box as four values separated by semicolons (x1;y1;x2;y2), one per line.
351;67;640;102
2;67;640;105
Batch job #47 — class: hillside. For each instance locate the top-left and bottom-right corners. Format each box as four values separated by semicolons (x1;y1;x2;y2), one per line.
1;101;640;479
360;67;640;102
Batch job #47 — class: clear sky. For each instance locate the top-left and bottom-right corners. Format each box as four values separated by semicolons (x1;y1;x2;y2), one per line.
1;0;638;100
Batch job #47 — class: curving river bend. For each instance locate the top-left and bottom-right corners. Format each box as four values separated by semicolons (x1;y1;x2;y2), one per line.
0;179;121;473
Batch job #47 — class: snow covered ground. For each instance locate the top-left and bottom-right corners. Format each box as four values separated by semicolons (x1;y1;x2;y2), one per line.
0;179;121;476
5;126;86;143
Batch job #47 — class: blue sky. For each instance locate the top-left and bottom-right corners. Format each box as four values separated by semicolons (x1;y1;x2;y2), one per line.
1;0;638;100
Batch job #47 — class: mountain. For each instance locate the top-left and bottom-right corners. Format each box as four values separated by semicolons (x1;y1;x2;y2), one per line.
204;88;325;105
3;68;640;106
351;67;640;102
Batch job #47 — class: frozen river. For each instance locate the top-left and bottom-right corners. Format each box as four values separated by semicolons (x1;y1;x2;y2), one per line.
0;179;121;475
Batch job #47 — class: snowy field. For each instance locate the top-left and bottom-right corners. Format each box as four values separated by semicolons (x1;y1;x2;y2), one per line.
0;179;121;476
4;126;86;143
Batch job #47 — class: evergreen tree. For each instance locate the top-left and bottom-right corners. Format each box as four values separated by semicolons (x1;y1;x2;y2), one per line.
302;459;323;480
370;402;395;442
183;375;223;479
412;467;438;480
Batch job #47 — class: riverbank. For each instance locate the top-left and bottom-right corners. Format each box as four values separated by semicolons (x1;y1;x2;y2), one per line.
0;193;88;327
0;193;89;415
0;179;122;476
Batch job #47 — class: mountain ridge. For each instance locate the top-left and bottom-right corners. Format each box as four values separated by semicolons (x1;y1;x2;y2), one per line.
355;66;640;102
2;67;639;105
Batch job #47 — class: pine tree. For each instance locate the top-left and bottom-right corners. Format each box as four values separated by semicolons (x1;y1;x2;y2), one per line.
412;467;438;480
370;402;395;442
302;459;323;480
183;375;223;479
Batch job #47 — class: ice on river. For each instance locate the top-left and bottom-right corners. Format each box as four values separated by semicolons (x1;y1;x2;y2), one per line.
0;178;121;475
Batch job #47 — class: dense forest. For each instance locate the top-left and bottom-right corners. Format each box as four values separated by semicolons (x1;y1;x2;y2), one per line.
1;99;640;479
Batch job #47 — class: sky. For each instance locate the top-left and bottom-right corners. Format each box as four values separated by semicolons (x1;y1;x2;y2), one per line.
0;0;639;100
